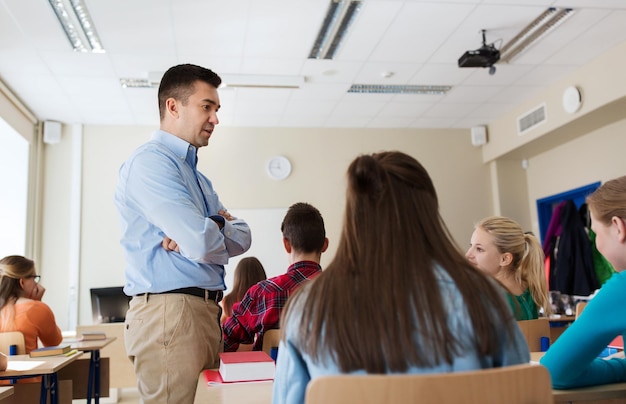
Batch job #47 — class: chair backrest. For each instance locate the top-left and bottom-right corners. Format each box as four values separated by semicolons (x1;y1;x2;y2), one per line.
575;301;588;319
0;331;26;355
305;364;552;404
261;329;281;357
517;318;551;351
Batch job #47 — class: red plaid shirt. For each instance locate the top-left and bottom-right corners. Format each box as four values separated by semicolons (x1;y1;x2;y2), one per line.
222;260;322;351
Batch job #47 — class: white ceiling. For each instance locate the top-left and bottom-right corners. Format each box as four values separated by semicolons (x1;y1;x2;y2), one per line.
1;0;626;129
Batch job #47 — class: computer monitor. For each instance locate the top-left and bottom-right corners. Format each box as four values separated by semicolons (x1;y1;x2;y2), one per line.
90;286;131;324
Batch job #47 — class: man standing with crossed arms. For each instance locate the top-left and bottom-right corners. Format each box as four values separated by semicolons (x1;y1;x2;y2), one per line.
115;64;251;403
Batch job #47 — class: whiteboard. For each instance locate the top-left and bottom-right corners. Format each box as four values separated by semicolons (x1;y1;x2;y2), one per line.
223;208;289;292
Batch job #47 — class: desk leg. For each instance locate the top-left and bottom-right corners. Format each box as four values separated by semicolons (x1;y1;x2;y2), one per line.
87;349;101;404
94;349;101;404
40;373;59;404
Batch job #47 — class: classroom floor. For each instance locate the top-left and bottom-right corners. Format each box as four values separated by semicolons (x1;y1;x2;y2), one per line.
72;388;140;404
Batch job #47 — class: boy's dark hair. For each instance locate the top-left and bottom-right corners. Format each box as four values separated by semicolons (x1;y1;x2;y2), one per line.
158;64;222;120
281;202;326;253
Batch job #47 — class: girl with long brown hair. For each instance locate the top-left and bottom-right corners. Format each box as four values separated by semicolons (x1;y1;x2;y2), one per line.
272;151;529;403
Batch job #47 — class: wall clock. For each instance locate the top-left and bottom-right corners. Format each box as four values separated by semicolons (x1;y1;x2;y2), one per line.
267;156;292;180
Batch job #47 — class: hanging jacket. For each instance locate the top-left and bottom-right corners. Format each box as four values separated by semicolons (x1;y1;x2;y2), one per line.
549;200;599;295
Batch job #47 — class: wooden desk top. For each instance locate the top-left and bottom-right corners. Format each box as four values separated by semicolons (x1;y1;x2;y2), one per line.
0;386;13;400
552;382;626;402
531;352;626;402
548;316;576;323
66;337;116;351
0;350;82;378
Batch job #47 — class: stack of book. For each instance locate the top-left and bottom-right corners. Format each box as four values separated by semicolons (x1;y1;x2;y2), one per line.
80;331;107;341
204;351;275;385
29;344;75;357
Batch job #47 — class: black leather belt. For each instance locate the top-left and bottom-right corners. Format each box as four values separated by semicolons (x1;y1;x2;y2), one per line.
138;287;223;303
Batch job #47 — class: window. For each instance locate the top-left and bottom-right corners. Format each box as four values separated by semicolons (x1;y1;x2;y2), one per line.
0;118;29;257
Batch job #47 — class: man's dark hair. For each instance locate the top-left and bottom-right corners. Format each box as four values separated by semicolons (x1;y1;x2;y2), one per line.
281;202;326;253
158;64;222;120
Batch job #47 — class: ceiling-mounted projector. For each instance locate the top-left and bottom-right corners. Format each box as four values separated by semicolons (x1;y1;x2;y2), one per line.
458;30;500;71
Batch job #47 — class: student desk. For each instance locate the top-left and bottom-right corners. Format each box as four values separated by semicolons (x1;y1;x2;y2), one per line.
66;337;116;404
194;374;272;404
0;387;13;401
0;350;82;404
531;351;626;403
195;362;626;404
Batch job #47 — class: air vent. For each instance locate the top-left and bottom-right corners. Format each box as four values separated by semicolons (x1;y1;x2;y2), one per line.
348;84;451;95
517;103;547;135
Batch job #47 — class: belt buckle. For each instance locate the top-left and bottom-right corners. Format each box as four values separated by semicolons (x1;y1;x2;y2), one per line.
204;289;217;303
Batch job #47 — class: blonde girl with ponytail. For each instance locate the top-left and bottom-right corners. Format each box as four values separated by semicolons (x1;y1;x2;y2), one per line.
466;216;552;319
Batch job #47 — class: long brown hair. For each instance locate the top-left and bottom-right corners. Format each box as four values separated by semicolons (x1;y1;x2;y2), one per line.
0;255;36;330
222;257;267;318
283;151;514;373
476;216;552;315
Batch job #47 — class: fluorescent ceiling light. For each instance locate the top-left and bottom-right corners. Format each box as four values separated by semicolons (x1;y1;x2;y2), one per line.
120;73;305;90
500;7;574;63
309;0;362;60
348;84;452;95
120;78;152;89
48;0;105;53
221;74;305;89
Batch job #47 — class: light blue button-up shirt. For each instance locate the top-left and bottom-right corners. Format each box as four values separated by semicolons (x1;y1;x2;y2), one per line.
114;130;252;296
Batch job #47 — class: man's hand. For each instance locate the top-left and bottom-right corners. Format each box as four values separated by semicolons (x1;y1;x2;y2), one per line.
218;209;235;221
162;236;180;252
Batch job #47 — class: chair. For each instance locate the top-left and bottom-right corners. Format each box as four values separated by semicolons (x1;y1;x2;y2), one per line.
575;301;588;319
261;329;281;357
0;331;25;355
304;364;552;404
517;318;551;352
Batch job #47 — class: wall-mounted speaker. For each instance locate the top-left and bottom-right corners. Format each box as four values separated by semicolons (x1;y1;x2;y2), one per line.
471;126;487;147
43;120;62;144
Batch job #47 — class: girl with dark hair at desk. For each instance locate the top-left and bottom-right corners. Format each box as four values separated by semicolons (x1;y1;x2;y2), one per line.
220;256;267;325
0;255;62;353
541;175;626;389
272;151;529;404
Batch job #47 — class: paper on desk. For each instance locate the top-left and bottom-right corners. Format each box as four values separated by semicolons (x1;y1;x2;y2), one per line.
7;361;44;371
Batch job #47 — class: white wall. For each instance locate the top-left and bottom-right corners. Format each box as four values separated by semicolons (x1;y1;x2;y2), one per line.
525;117;626;237
40;125;493;328
23;40;626;331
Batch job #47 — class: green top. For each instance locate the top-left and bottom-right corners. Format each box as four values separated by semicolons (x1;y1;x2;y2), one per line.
506;288;538;320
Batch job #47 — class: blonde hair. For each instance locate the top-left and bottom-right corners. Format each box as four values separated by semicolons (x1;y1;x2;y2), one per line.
476;216;552;315
0;255;36;330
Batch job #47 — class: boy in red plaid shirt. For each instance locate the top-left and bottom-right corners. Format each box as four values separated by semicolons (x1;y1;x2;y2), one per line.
222;202;328;351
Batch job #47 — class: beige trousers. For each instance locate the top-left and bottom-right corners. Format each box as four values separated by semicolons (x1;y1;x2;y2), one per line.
125;293;222;404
